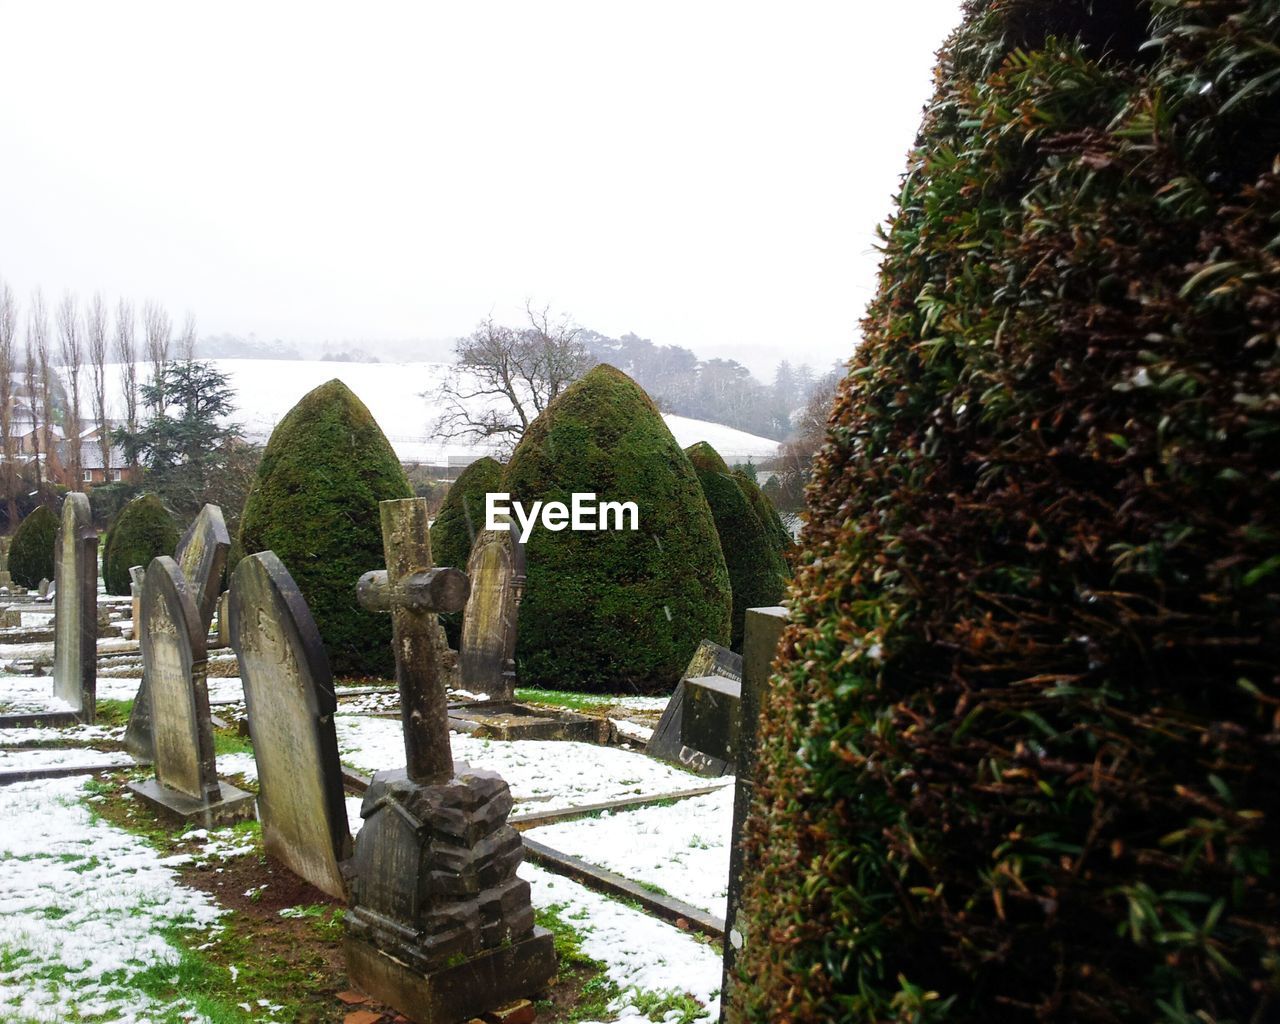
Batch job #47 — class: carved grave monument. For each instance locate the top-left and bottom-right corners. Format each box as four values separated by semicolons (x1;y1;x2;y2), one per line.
52;493;98;722
230;551;352;900
127;556;254;827
457;522;524;699
126;504;231;761
346;497;556;1023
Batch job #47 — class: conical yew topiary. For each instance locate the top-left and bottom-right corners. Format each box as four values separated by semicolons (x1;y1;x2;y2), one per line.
732;4;1280;1022
238;379;411;677
429;456;504;648
731;468;792;567
102;494;179;595
506;364;731;691
685;442;786;650
8;504;57;589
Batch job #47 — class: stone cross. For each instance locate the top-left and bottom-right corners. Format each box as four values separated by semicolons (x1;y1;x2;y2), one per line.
52;493;98;721
356;497;469;784
230;551;352;900
458;521;524;699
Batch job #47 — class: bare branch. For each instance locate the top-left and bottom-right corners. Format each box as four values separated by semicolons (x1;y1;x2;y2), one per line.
0;281;17;523
114;299;139;466
57;292;84;489
87;293;111;481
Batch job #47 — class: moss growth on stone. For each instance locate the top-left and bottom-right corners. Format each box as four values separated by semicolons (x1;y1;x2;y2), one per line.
8;504;57;589
505;365;731;691
733;3;1280;1021
685;442;786;650
430;456;505;648
102;494;179;595
238;379;411;677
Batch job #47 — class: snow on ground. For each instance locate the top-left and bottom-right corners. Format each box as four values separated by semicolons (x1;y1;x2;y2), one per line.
0;776;222;1024
0;723;125;745
0;746;134;771
522;863;722;1022
335;716;727;807
526;787;733;918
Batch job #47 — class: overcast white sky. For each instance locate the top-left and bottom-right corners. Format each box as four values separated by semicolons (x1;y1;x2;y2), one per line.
0;2;963;380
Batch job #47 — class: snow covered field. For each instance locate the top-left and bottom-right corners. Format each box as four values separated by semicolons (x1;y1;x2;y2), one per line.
0;664;732;1023
87;359;782;467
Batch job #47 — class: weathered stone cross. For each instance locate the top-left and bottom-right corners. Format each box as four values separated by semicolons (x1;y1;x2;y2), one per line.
356;497;470;783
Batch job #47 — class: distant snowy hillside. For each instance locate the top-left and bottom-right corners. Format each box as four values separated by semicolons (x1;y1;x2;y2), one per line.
88;359;781;467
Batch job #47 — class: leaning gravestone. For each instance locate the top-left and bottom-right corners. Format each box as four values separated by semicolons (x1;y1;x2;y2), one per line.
175;503;231;633
348;497;555;1023
230;551;352;900
458;522;524;699
52;493;98;722
126;505;231;761
127;556;253;827
646;639;742;776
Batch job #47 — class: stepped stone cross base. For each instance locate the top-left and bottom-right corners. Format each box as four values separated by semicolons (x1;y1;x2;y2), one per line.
345;763;556;1024
127;778;256;829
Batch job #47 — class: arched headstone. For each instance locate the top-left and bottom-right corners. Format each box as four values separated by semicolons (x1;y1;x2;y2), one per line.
458;524;524;699
230;551;352;899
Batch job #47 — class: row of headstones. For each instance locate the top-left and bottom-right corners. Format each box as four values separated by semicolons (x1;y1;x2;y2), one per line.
125;497;552;1021
29;488;526;731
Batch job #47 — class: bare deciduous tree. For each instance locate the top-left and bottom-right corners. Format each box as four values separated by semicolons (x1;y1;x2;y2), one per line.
86;293;111;485
143;300;170;409
430;303;595;452
0;281;17;525
28;291;56;494
114;299;138;468
56;292;84;490
176;312;197;362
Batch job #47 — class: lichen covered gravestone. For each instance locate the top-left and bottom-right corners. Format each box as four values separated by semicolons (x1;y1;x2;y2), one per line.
52;493;98;722
126;505;231;762
458;522;524;699
230;551;352;900
347;497;555;1023
127;556;253;827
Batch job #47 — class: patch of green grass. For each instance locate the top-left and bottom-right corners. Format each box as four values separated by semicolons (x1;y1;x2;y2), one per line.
93;698;133;727
535;903;621;1024
626;986;710;1024
514;688;615;713
212;731;253;757
636;880;672;898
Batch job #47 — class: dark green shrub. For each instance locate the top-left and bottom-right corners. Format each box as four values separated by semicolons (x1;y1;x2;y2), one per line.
686;442;786;650
430;456;504;648
102;494;178;595
731;467;792;568
506;364;731;691
238;379;411;677
734;4;1280;1022
9;504;57;588
88;482;140;529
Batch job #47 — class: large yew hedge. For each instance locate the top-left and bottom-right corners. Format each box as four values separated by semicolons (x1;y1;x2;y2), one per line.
733;3;1280;1022
430;456;504;648
102;494;178;595
238;379;411;677
8;504;57;589
685;442;786;650
506;365;731;691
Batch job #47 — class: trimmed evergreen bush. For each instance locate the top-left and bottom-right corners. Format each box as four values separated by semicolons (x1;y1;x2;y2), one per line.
731;467;792;568
429;456;504;648
506;364;731;691
733;4;1280;1022
102;494;178;595
238;379;411;677
686;442;786;650
9;504;57;589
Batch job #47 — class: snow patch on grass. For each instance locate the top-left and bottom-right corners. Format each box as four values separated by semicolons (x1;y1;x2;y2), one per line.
0;777;221;1023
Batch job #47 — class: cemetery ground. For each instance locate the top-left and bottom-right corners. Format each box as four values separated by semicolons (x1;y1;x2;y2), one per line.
0;659;729;1024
